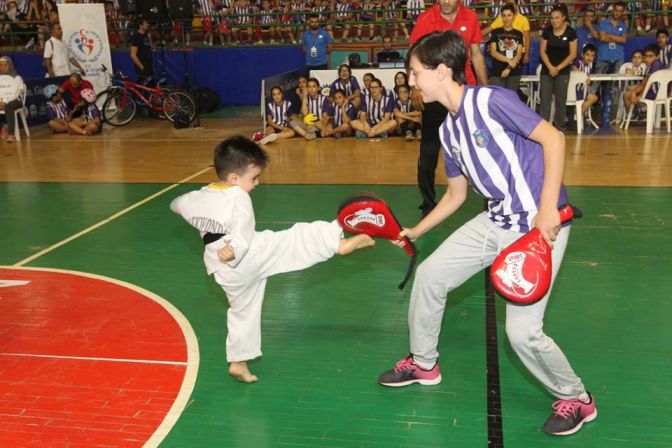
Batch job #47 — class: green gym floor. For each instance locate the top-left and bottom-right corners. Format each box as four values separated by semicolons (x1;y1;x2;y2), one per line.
1;182;670;447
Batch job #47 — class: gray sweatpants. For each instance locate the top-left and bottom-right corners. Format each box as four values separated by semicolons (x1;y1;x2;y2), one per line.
409;212;585;400
214;220;343;362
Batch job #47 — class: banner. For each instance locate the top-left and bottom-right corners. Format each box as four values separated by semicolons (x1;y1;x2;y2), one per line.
57;4;113;95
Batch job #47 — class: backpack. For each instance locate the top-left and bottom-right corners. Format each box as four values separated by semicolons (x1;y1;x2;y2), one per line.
173;109;193;129
193;87;220;114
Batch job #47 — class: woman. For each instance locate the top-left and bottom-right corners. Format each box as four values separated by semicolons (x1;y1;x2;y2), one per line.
350;77;397;138
488;3;524;92
0;56;25;143
539;5;577;132
330;64;361;110
377;30;596;438
390;70;409;100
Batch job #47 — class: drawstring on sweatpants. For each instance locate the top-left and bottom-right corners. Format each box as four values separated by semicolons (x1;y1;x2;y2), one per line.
480;223;506;266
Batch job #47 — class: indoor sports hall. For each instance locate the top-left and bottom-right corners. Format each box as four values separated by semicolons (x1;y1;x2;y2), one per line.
1;111;670;448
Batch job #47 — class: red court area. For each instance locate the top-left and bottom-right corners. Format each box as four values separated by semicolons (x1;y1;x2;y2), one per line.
0;267;192;447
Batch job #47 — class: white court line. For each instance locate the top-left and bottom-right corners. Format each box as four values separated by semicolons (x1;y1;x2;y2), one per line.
13;166;212;267
0;352;187;366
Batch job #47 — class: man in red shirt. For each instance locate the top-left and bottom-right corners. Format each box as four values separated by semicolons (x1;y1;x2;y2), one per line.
58;73;94;114
410;0;488;217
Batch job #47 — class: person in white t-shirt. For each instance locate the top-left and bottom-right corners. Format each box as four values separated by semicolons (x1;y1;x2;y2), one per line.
43;23;84;78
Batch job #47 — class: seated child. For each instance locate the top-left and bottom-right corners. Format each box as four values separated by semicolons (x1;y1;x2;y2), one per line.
623;44;665;113
571;43;598;116
290;77;328;140
621;49;647;76
322;88;356;138
350;77;397;138
393;84;422;141
68;88;102;136
261;85;296;144
170;136;374;382
43;83;71;134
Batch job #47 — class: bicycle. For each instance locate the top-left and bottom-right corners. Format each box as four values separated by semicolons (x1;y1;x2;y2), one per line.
101;69;197;127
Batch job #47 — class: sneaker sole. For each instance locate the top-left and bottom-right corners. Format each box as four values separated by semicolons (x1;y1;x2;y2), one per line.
546;409;598;436
379;374;442;387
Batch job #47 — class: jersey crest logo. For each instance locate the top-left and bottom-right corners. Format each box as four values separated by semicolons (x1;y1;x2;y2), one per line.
473;129;489;147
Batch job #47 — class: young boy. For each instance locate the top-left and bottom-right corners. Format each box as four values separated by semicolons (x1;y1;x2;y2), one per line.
378;30;595;437
43;84;71;134
656;27;671;67
571;43;598;116
170;136;374;383
67;88;102;136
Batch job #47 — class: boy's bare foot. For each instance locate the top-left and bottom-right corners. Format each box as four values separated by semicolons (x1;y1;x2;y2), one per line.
338;234;375;255
229;361;258;383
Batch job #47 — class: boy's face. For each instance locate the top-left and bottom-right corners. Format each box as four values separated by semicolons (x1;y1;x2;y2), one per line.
632;52;643;65
583;50;595;65
643;51;657;65
229;164;263;193
657;33;669;48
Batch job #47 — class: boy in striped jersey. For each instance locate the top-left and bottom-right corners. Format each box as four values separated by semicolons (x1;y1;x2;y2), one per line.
571;43;598;116
43;84;71;134
656;27;672;67
378;31;596;437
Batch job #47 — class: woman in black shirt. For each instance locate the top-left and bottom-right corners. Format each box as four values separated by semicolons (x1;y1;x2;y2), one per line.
488;4;524;92
539;5;577;132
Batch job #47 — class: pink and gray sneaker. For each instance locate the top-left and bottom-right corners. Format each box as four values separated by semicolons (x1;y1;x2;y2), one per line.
543;392;597;436
378;354;442;387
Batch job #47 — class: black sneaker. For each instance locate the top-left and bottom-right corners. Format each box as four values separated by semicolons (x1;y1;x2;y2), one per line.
543;392;597;436
378;354;442;387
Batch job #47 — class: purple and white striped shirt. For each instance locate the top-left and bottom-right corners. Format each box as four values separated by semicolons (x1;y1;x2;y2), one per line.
361;93;394;125
330;76;360;97
306;93;328;119
326;102;355;126
46;99;69;120
266;99;292;126
439;86;569;233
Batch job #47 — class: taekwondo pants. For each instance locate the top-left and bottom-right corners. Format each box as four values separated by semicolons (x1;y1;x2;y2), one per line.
214;220;343;362
409;212;585;400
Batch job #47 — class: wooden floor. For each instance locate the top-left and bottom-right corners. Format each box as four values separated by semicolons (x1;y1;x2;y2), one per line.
1;117;671;186
1;117;671;448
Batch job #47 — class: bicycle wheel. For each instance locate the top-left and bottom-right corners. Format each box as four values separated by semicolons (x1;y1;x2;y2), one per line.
162;91;197;123
102;91;137;126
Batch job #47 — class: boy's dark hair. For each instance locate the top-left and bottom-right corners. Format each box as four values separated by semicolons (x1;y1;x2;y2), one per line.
408;31;466;85
214;136;269;179
656;27;669;38
632;49;644;57
644;43;660;56
501;3;515;15
614;1;626;9
583;44;597;55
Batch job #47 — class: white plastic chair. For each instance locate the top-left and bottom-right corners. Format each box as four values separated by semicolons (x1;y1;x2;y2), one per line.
0;83;30;141
566;71;588;134
622;69;672;134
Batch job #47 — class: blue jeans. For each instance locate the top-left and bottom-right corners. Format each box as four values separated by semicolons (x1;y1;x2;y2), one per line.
593;59;623;118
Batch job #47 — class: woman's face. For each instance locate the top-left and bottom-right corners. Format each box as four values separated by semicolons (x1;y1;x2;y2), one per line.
363;75;372;88
0;60;9;73
271;88;283;103
298;77;307;90
307;81;319;96
550;11;565;29
395;73;407;86
369;81;383;99
398;87;409;101
501;10;514;27
408;55;440;103
334;92;346;106
339;66;350;79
